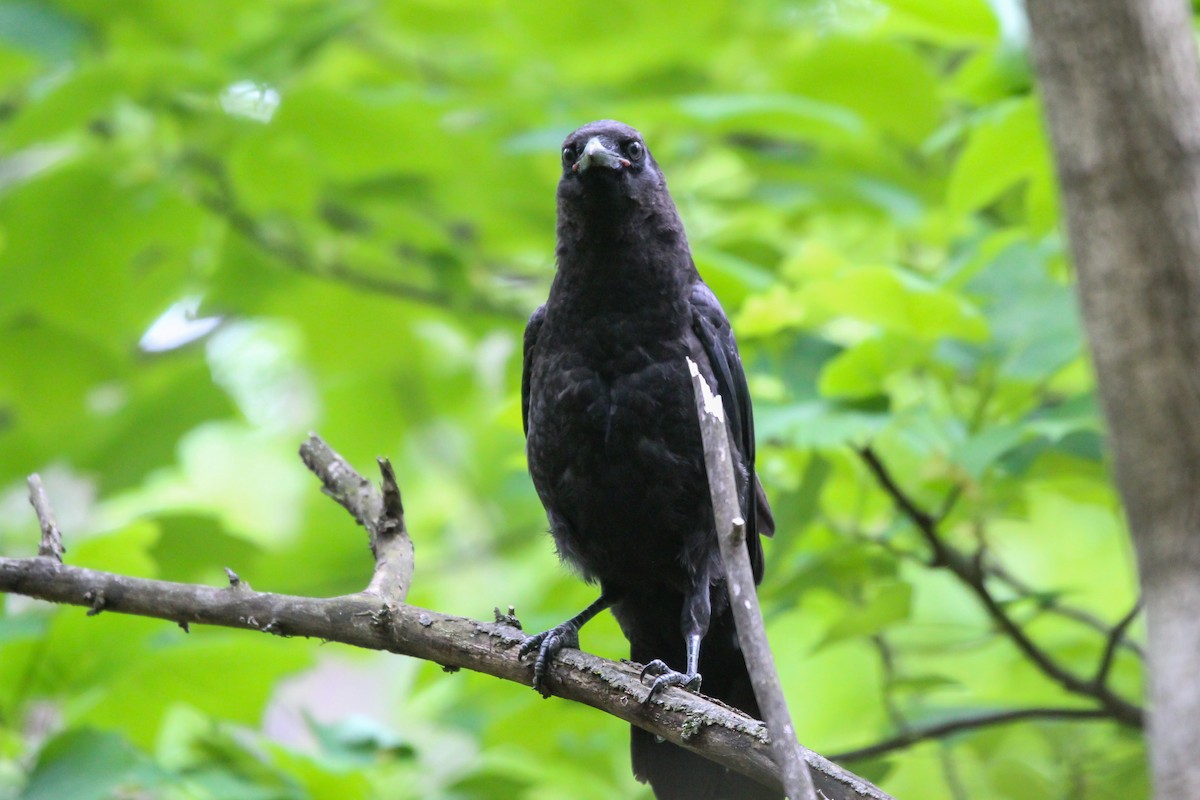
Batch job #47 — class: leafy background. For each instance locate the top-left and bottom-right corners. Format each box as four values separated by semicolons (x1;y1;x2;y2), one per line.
0;0;1146;798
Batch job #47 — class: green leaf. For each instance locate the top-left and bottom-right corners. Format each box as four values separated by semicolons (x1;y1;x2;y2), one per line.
965;241;1081;379
306;714;415;766
692;247;776;308
0;2;85;63
792;454;832;533
804;266;988;342
780;38;942;144
148;514;264;584
678;93;868;142
756;400;890;450
228;132;320;216
819;335;926;398
2;65;122;147
1023;394;1101;441
948;98;1048;215
0;160;203;350
267;746;373;800
20;729;161;800
736;285;806;338
953;423;1030;480
0;318;122;472
270;86;453;182
156;704;307;799
70;520;159;575
0;614;47;646
80;356;240;495
876;0;999;43
78;635;312;747
0;41;36;83
819;580;914;648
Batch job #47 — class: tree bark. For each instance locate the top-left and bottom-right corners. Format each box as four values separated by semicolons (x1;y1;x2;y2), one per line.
688;358;818;800
1026;2;1200;797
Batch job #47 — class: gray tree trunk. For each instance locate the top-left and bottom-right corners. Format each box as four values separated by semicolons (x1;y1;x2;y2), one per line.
1026;2;1200;798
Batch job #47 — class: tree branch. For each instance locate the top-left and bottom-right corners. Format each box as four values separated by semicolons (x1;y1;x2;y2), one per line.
856;446;1144;728
1094;598;1142;689
297;435;413;603
26;474;63;563
0;435;892;800
830;707;1112;762
688;358;818;800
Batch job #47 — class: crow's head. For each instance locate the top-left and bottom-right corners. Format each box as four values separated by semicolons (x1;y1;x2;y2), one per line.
556;120;671;223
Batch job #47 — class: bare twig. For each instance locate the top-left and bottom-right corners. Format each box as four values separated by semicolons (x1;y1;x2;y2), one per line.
688;358;819;800
224;567;247;590
26;475;63;563
848;523;1143;659
987;561;1144;659
856;446;1144;728
871;635;908;731
831;707;1111;762
1094;598;1142;688
0;435;892;800
298;435;413;602
365;456;413;602
934;485;963;525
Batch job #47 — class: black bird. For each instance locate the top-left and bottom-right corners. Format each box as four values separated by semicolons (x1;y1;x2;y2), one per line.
519;120;779;800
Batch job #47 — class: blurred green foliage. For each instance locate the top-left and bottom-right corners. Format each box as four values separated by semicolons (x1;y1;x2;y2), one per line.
0;0;1145;798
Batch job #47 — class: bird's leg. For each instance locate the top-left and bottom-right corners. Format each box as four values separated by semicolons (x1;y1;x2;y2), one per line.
519;594;611;697
641;577;711;704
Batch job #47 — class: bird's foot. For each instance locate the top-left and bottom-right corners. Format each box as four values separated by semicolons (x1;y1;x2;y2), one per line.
519;622;580;697
639;659;702;705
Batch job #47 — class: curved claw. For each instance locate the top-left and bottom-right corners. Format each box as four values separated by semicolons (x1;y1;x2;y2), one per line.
639;658;672;682
519;623;580;697
639;660;702;705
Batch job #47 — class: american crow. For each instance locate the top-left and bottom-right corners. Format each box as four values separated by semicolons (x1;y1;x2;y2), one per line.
520;120;778;800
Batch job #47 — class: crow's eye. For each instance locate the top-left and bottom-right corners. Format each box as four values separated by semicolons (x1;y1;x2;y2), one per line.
626;141;644;161
562;146;575;167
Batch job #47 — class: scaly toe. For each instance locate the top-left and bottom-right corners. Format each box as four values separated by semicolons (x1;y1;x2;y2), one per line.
639;659;671;683
518;631;546;660
641;668;703;705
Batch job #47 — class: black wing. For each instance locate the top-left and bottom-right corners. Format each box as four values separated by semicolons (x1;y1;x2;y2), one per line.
689;282;774;581
521;304;546;436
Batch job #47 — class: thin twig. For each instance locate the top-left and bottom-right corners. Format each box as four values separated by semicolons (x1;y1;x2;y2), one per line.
1094;598;1142;688
856;446;1144;728
224;567;246;589
26;475;63;563
298;435;413;602
871;634;909;732
847;523;1143;659
831;707;1111;762
366;456;412;603
986;561;1145;658
689;358;819;800
939;747;970;800
934;485;964;525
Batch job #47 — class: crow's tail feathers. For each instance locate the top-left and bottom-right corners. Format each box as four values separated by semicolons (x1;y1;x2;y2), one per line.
630;632;781;800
